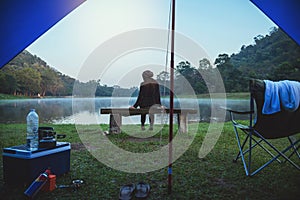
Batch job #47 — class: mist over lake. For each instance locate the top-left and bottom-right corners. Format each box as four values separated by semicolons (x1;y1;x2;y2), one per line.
0;97;250;124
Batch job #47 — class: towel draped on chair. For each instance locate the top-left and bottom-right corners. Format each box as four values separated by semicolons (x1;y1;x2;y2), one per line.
262;80;300;114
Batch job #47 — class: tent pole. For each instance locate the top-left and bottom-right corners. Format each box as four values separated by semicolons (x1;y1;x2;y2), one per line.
168;0;175;194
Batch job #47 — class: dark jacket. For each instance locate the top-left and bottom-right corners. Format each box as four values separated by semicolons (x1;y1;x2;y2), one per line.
133;78;161;108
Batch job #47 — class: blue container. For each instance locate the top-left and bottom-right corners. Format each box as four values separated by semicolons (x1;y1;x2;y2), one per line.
2;142;70;186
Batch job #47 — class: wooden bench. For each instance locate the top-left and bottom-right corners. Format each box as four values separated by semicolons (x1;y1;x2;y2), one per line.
100;107;198;134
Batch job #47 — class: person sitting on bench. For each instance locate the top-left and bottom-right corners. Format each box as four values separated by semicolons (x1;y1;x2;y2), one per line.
130;70;162;131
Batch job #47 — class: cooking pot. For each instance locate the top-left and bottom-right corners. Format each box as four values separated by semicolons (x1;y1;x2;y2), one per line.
38;127;66;148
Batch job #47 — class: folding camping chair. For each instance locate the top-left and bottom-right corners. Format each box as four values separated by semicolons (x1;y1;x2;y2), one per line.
225;79;300;176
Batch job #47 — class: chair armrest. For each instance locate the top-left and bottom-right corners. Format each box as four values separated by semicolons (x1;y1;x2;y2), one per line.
220;106;254;129
220;106;254;115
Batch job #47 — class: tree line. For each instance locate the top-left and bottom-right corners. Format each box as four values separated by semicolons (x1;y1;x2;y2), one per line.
219;27;300;92
1;27;299;97
156;27;300;94
0;51;116;97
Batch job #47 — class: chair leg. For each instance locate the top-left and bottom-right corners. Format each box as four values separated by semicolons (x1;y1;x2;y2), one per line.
251;137;282;163
233;126;300;176
252;130;300;172
234;130;280;163
233;134;249;162
287;136;300;160
251;142;300;176
232;126;252;176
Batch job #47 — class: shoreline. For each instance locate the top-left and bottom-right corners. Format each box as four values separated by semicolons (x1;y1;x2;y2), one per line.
0;92;250;100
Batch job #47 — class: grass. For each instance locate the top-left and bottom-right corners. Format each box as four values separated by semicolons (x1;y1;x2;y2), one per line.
170;92;250;99
197;92;250;99
0;122;299;199
0;93;28;100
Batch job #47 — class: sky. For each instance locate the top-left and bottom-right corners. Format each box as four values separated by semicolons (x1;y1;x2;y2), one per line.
26;0;276;88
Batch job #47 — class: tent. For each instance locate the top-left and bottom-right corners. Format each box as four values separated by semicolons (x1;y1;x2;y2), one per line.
0;0;86;69
0;0;299;69
250;0;300;46
0;0;299;193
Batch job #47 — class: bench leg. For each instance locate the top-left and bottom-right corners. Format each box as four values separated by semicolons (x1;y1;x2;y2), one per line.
178;113;188;133
109;114;122;134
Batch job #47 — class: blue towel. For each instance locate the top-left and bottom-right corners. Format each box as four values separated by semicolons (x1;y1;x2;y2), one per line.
262;80;300;114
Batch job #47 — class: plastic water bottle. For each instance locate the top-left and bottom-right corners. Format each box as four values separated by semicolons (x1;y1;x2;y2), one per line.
26;109;39;151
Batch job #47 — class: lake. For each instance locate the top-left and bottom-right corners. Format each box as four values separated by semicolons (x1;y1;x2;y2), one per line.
0;97;251;124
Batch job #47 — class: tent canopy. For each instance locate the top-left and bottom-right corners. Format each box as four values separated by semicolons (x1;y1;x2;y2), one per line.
0;0;299;69
250;0;300;46
0;0;86;69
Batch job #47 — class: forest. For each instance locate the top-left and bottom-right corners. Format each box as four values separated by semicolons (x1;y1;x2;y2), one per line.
0;27;299;97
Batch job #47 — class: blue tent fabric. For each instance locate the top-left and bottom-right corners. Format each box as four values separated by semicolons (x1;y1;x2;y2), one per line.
0;0;86;69
250;0;300;45
0;0;299;69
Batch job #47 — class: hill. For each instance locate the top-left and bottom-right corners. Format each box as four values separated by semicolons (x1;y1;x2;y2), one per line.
214;27;300;92
0;51;124;97
231;27;300;80
0;50;75;96
1;27;299;96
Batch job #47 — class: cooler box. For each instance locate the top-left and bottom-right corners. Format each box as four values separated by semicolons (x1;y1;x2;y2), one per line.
2;142;70;186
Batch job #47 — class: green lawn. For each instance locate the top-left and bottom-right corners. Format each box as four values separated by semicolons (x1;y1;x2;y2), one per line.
0;93;28;100
196;92;250;99
0;123;299;199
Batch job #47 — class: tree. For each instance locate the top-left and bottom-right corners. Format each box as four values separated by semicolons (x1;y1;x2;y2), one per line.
58;74;75;96
157;71;170;82
175;61;207;94
0;73;17;94
156;71;170;96
254;34;264;45
199;58;212;70
214;54;230;66
198;58;218;93
272;62;300;81
16;67;41;96
40;68;63;96
215;54;246;92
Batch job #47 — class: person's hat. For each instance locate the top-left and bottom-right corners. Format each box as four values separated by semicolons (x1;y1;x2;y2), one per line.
142;70;154;78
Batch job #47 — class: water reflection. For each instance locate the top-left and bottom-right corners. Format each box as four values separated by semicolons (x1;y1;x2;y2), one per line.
0;97;250;124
